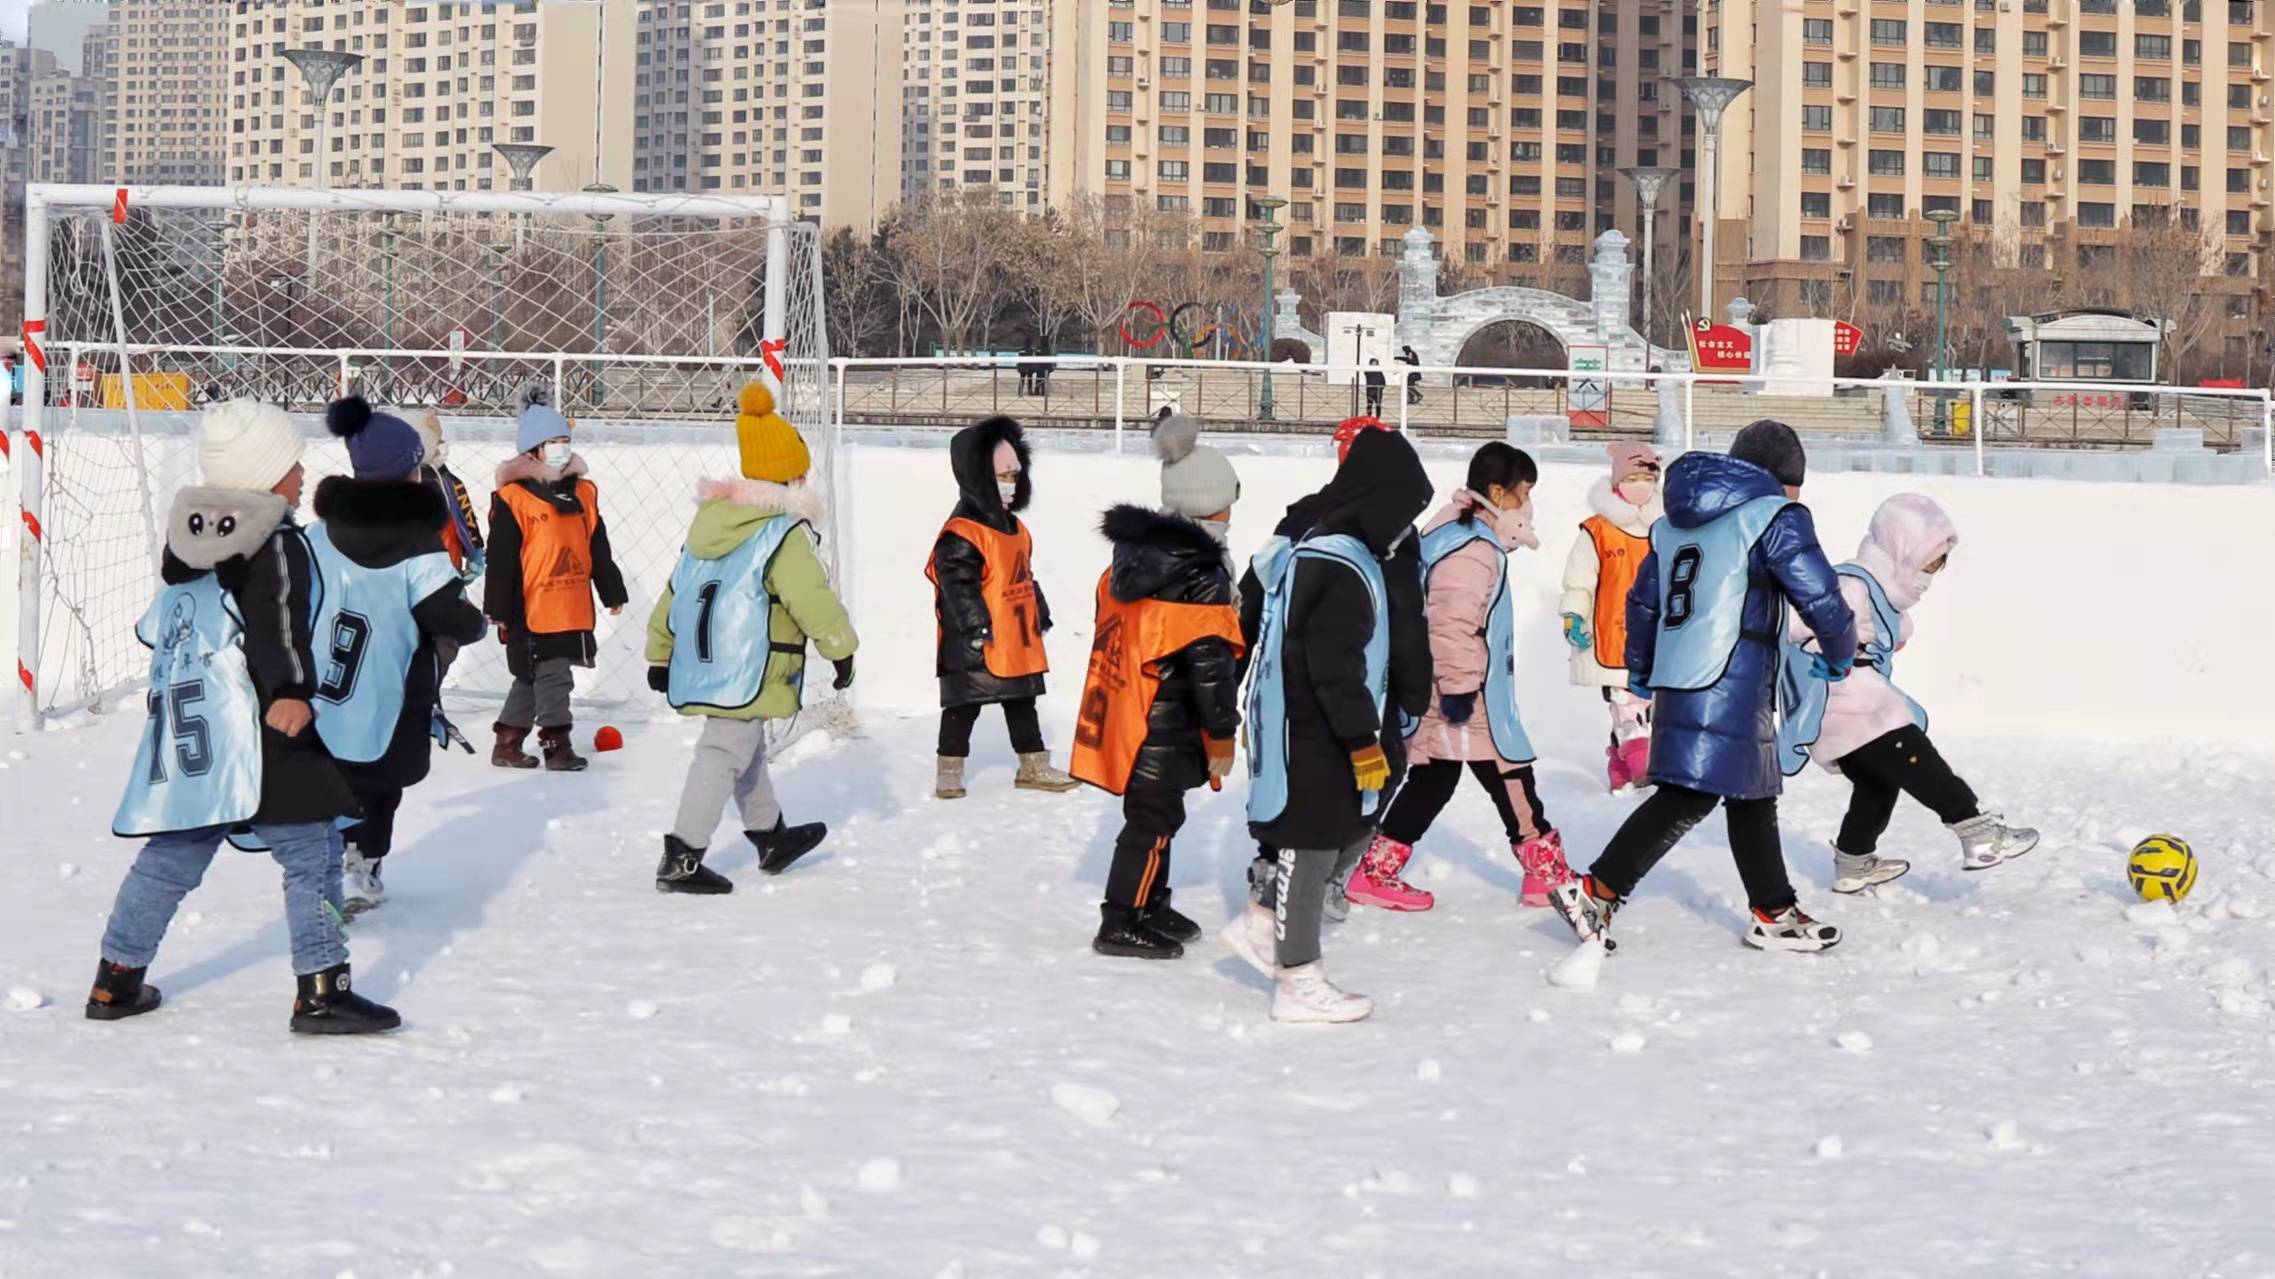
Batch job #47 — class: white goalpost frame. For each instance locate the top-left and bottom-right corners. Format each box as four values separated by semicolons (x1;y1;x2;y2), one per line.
7;182;799;733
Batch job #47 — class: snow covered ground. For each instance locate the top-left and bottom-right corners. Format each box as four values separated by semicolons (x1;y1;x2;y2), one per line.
3;437;2274;1276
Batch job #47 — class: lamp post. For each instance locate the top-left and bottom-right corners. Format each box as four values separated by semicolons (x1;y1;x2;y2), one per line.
1618;165;1679;354
1255;196;1288;421
492;141;554;191
487;238;510;352
584;182;617;407
1925;206;1960;433
1675;77;1752;328
282;48;364;277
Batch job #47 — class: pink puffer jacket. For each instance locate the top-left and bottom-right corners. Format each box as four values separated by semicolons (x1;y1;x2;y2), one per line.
1789;493;1958;770
1407;491;1539;767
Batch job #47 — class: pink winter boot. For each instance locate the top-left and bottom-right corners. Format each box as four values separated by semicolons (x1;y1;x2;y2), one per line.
1617;738;1653;795
1604;743;1630;794
1345;834;1435;912
1516;830;1576;908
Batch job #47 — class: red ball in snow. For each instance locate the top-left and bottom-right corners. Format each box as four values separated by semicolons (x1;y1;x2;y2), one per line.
593;725;624;752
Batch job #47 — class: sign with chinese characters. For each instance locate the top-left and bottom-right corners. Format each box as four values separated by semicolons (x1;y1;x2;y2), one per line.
1566;344;1610;429
1833;321;1864;357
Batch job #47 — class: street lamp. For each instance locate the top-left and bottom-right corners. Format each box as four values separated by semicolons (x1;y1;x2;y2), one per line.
1255;196;1288;421
584;182;617;407
1675;77;1752;328
1925;206;1961;433
1618;165;1680;354
492;142;554;192
283;48;364;276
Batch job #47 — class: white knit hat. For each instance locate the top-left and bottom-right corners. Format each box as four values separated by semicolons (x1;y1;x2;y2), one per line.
1153;413;1240;518
198;399;306;494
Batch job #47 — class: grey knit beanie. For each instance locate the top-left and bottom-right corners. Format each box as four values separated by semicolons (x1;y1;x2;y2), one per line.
1153;413;1240;518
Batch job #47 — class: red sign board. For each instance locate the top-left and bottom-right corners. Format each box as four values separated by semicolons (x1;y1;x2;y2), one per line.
1691;322;1753;374
1833;321;1864;357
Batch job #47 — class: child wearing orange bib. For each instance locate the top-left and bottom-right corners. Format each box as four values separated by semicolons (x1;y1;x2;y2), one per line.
1559;442;1664;795
927;416;1078;799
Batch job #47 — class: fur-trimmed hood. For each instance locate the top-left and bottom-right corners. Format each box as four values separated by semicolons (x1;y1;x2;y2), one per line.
1101;502;1233;606
947;415;1031;531
164;486;289;571
495;451;589;488
1585;474;1665;537
313;474;450;568
684;476;827;560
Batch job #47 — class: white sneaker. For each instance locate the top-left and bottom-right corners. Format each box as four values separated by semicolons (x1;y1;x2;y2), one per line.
1270;961;1374;1024
1952;813;2039;872
341;848;386;917
1831;849;1911;895
1219;903;1277;978
1742;905;1841;953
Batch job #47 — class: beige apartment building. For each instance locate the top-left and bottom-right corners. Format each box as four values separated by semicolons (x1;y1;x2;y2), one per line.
100;0;229;184
226;0;635;193
1724;0;2272;321
631;0;904;228
898;0;1092;211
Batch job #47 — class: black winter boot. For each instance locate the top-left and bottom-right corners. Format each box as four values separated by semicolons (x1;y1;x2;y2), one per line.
657;835;734;895
1139;887;1202;944
1092;904;1185;960
85;959;162;1022
750;818;828;876
538;726;588;772
289;964;402;1035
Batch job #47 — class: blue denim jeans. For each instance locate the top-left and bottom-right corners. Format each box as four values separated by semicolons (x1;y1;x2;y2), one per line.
101;821;348;976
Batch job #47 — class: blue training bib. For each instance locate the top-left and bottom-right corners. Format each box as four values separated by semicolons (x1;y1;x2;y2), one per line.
1416;520;1535;764
1775;563;1929;775
307;523;464;765
665;517;806;712
113;575;265;837
1647;494;1792;691
1245;532;1392;826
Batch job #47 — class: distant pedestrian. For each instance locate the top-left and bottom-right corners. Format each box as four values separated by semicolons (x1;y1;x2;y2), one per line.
1399;345;1422;405
1363;359;1386;417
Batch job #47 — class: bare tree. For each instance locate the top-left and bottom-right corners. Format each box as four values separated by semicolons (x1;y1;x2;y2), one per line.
1289;241;1400;327
2111;213;2221;380
819;226;899;359
886;188;1020;355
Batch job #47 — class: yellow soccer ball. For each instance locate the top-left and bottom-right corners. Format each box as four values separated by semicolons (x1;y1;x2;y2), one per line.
2127;835;2198;903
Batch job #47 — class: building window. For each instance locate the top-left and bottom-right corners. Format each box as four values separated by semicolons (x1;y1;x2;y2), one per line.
1801;236;1832;261
1870;62;1906;89
1973;156;1993;180
1802;147;1833;174
2080;31;2118;57
1805;17;1834;42
2078;158;2116;183
2022;158;2046;183
2022;116;2047;141
1805;62;1832;87
1871;18;1908;43
2136;34;2172;59
2135;77;2171;102
1925;21;1963;46
1924;152;1960;178
1869;193;1907;218
1869;149;1906;175
2079;74;2117;98
2024;31;2049;56
2136;162;2171;186
1804;104;1832;131
1801;191;1832;217
2024;74;2048;99
2081;116;2117;142
1924;108;1962;135
1870;106;1906;132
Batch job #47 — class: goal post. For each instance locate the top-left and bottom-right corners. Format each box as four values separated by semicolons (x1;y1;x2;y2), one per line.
8;183;839;740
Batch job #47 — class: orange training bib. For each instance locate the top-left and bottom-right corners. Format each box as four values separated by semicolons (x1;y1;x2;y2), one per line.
1070;571;1245;795
927;516;1049;679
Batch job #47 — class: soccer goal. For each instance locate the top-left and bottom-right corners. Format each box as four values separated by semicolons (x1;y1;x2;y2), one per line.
5;184;840;739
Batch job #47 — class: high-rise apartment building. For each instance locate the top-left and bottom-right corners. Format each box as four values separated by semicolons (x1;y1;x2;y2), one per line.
27;0;109;75
4;39;98;323
1725;0;2271;319
99;0;229;185
898;0;1091;211
226;0;635;192
631;0;903;228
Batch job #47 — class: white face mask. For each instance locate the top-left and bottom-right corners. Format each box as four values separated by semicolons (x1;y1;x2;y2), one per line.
541;440;572;470
1199;517;1231;548
996;477;1019;507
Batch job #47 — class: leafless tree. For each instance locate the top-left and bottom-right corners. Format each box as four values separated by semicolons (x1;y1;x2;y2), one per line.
886;188;1021;355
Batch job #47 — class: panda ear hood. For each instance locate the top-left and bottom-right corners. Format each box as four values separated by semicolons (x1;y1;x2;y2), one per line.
165;486;289;570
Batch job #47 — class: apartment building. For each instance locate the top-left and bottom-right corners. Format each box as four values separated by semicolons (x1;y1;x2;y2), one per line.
27;0;109;75
99;0;230;185
899;0;1090;211
1728;0;2272;320
631;0;903;228
226;0;636;193
1093;0;1705;294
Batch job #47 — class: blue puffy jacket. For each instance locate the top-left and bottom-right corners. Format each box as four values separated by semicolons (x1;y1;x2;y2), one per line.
1625;453;1857;800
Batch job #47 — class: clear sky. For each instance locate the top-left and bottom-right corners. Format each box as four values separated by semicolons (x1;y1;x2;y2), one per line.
1;1;29;44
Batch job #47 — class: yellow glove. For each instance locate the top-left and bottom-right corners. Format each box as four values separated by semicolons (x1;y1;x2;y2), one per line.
1350;744;1391;791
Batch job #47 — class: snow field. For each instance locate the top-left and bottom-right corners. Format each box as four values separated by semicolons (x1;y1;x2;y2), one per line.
2;434;2273;1274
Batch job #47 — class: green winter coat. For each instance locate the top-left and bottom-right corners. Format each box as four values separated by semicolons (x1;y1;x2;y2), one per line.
646;478;857;720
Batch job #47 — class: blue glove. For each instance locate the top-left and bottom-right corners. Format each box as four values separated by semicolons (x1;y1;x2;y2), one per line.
430;707;473;754
1562;614;1591;651
1440;691;1477;724
1627;674;1653;701
1810;652;1855;682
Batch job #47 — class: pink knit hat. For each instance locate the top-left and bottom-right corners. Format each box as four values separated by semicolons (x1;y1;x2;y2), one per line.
1607;441;1661;482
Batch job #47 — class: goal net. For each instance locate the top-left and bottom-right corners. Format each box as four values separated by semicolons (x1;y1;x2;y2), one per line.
9;185;840;742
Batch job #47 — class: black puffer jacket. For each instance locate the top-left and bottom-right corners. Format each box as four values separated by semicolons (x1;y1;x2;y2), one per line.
1248;429;1436;851
1100;504;1242;792
313;476;488;791
932;416;1054;707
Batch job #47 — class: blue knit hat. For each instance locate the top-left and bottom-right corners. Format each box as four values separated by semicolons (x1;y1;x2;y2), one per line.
515;382;571;455
325;396;425;481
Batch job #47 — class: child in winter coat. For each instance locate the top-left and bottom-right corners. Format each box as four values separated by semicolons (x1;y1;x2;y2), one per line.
1354;443;1576;912
927;415;1078;798
485;386;628;772
316;398;488;917
1777;493;2038;893
413;410;486;686
90;400;400;1035
646;383;858;895
1233;413;1432;921
1553;420;1860;954
1072;416;1245;960
1560;442;1665;794
1222;427;1434;1023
